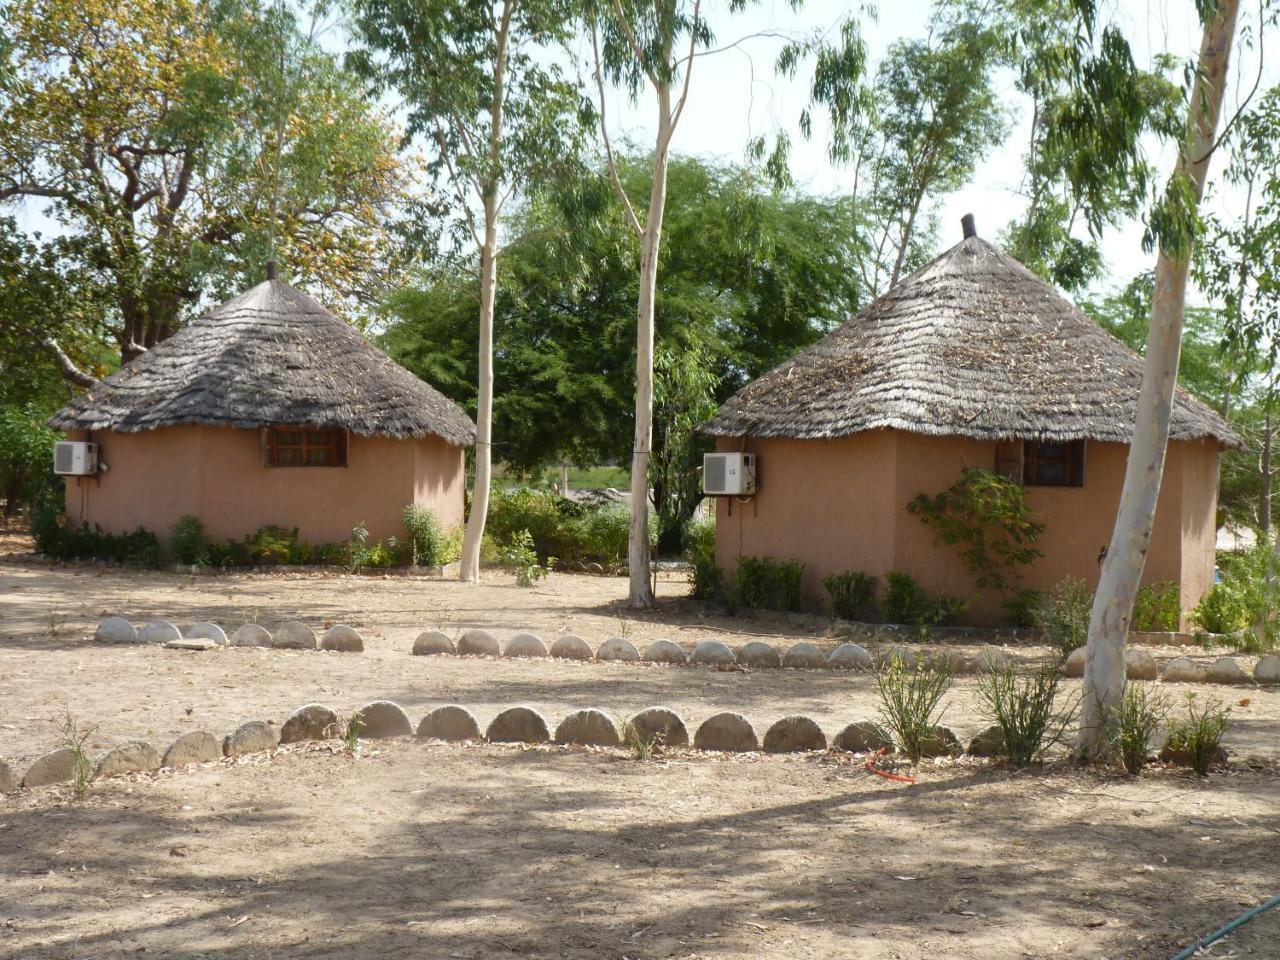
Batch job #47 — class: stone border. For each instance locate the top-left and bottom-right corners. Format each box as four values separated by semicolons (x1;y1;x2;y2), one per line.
90;618;364;654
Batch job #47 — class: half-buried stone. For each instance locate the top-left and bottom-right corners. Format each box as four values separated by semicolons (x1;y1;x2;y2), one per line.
95;617;139;644
690;639;735;666
554;709;621;747
412;630;456;656
643;639;687;664
321;624;363;653
162;731;223;768
833;720;892;754
0;759;16;794
762;716;827;753
1125;649;1158;681
457;628;500;657
94;740;161;779
504;632;549;658
827;642;872;670
737;641;781;668
1063;647;1087;678
22;748;80;788
139;620;182;644
625;707;689;748
783;642;827;669
223;721;277;757
417;705;482;742
1256;654;1280;683
549;634;593;660
486;706;550;744
1206;656;1249;684
186;622;229;645
966;725;1005;757
272;621;317;650
356;701;413;739
1161;657;1207;683
921;726;960;758
280;704;340;743
693;712;759;752
596;637;640;662
231;624;272;647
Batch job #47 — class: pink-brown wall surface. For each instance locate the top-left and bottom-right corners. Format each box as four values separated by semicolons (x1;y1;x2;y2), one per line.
64;426;465;549
715;431;1221;626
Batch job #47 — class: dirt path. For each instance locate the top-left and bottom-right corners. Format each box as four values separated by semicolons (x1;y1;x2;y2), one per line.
2;742;1278;960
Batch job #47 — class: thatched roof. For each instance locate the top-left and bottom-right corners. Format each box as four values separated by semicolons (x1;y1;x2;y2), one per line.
700;236;1241;449
50;279;476;445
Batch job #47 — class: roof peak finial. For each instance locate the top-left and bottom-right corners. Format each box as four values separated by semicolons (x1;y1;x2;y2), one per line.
961;213;977;240
267;260;278;281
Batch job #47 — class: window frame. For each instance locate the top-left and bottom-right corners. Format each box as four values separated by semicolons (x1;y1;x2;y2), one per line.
1023;438;1085;488
262;425;349;468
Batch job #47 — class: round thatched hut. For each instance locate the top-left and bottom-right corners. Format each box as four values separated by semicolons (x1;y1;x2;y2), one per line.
699;227;1241;626
50;277;475;550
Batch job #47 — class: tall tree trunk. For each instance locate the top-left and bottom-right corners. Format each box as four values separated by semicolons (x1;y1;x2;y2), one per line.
1075;0;1240;760
459;201;499;582
1262;397;1273;539
628;88;673;608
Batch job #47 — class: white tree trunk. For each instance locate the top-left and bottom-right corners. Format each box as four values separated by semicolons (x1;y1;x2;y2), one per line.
459;204;499;582
627;87;674;608
1075;0;1240;759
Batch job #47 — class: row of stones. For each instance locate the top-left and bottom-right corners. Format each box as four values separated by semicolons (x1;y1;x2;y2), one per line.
0;699;951;794
94;617;364;652
1062;646;1280;685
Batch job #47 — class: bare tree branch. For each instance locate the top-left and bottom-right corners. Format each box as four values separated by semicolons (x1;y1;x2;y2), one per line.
591;19;643;237
42;338;98;388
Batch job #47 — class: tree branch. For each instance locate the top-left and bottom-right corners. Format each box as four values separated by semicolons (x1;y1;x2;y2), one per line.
669;0;702;131
42;338;98;388
609;0;659;86
592;18;643;236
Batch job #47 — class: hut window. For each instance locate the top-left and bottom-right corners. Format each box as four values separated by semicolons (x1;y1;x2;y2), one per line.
263;426;348;467
1024;440;1085;487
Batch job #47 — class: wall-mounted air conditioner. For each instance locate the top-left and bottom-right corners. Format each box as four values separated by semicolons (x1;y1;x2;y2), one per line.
703;452;756;496
54;441;98;476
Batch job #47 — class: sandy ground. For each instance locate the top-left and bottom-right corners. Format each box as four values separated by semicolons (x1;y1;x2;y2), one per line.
2;742;1278;960
3;524;1280;959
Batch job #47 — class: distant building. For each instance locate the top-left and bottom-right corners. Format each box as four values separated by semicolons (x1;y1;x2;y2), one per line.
699;227;1241;625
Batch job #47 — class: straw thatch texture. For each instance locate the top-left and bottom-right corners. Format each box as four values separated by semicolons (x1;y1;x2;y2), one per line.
50;280;476;445
700;237;1240;449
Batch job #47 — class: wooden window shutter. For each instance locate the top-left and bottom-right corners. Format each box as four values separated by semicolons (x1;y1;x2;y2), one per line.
994;440;1024;482
262;427;277;467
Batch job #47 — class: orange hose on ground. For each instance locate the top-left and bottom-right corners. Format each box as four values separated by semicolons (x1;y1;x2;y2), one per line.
865;748;917;784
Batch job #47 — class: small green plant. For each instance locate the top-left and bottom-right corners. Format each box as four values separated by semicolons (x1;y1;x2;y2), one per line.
500;529;551;586
622;719;664;761
1133;581;1180;631
684;517;721;601
55;710;96;800
403;504;452;567
45;607;68;639
341;711;364;753
1033;577;1093;659
1190;582;1249;637
977;658;1074;767
1109;683;1168;776
823;570;877;620
882;571;966;626
875;656;953;764
734;556;805;612
1165;694;1231;776
170;515;211;566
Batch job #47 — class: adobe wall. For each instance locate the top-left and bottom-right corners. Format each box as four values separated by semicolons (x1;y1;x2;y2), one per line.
716;430;1221;626
63;426;465;548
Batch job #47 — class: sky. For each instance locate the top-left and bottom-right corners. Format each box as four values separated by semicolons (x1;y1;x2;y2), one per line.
13;0;1277;305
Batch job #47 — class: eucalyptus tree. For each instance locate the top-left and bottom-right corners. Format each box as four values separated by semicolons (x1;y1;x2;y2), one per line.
1075;0;1242;761
350;0;587;583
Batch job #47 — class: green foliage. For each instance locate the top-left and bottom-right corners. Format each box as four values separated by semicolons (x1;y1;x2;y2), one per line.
485;488;650;567
875;656;953;765
55;710;96;801
170;515;211;567
882;571;967;627
1191;582;1250;637
403;505;457;567
500;530;551;587
1132;581;1180;632
248;525;307;565
0;402;59;513
35;514;160;567
734;556;804;613
823;571;877;621
1110;683;1168;776
1033;577;1093;659
1165;695;1231;776
908;469;1044;601
1003;589;1043;630
683;517;720;602
977;659;1074;767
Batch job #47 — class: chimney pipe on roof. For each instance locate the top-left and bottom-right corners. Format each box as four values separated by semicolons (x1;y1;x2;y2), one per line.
267;260;278;281
961;213;976;239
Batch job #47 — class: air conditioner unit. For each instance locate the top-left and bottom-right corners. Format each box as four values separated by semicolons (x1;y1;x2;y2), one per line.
53;441;98;476
703;452;756;496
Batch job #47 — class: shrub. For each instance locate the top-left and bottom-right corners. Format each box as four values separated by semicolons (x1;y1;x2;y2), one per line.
875;656;952;764
823;570;877;620
1133;581;1180;631
486;487;651;567
34;513;161;567
1191;582;1249;637
208;538;252;567
977;658;1074;767
171;515;210;566
1109;683;1168;776
403;504;451;567
1165;694;1231;776
30;498;66;555
882;571;966;626
1033;577;1093;659
248;525;305;565
684;517;720;601
568;505;631;566
500;529;551;586
1003;589;1043;629
734;556;804;612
